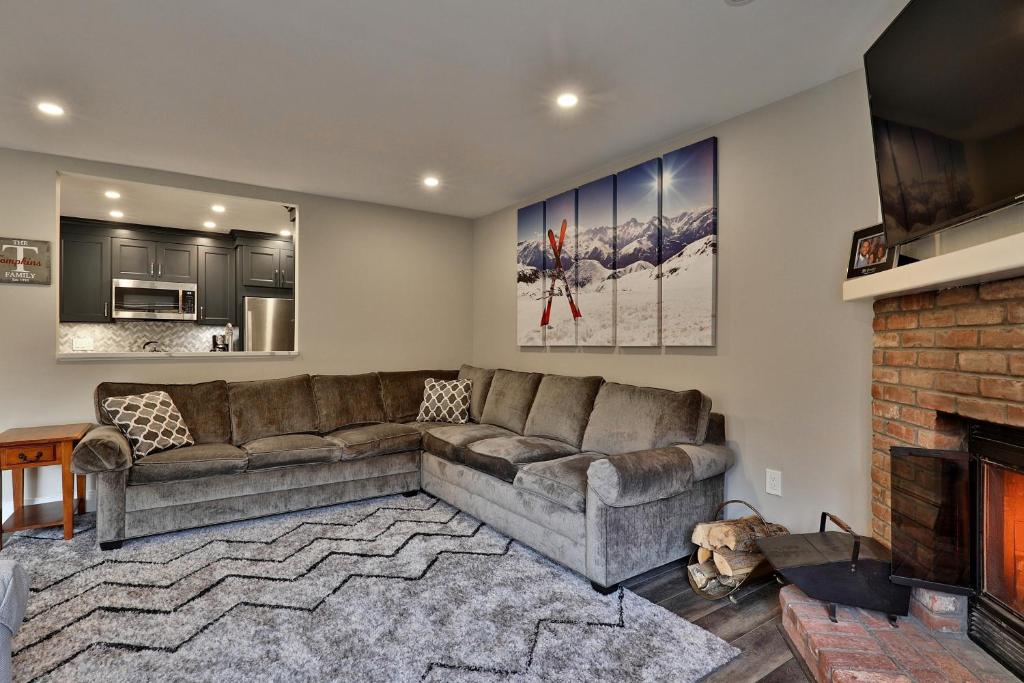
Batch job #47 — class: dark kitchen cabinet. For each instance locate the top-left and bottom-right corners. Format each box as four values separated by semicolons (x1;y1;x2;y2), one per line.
197;246;234;325
112;237;156;281
240;245;288;288
281;249;295;288
60;233;111;322
112;238;197;283
156;243;198;283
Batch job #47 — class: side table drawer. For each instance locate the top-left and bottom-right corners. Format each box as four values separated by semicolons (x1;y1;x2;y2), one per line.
2;444;56;467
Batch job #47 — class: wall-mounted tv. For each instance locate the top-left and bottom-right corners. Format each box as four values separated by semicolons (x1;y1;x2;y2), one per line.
865;0;1024;247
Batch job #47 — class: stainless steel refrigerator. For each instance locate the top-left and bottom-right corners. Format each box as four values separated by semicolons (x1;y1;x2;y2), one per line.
243;297;295;351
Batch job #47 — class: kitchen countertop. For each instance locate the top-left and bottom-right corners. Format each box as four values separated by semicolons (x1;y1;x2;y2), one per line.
57;351;299;361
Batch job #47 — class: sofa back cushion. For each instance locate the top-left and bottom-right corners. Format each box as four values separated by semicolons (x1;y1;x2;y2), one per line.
378;370;459;423
479;369;543;434
311;373;386;433
523;374;603;447
457;364;495;423
227;374;319;445
581;382;712;454
95;380;231;444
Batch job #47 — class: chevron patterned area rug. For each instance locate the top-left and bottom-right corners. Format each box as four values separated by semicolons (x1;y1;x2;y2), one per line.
2;493;737;682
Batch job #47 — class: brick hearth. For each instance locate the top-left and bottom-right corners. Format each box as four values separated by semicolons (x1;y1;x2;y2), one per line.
870;276;1024;545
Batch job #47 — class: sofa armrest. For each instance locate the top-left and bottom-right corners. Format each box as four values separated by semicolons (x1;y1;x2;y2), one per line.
588;446;695;507
588;443;735;508
72;425;132;474
0;560;28;637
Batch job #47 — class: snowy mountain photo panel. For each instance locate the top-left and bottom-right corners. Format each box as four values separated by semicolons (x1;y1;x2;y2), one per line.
543;189;578;345
514;136;717;348
576;175;615;346
615;158;662;346
661;137;718;346
516;202;544;346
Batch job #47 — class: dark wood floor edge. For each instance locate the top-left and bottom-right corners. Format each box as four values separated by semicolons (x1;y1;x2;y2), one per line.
777;620;815;682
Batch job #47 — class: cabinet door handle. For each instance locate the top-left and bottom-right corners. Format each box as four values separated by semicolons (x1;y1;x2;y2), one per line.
200;305;204;320
150;261;154;276
158;263;162;278
274;269;279;285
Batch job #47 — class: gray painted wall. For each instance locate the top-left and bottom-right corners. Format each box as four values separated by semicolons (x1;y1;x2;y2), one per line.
0;148;473;505
470;72;880;534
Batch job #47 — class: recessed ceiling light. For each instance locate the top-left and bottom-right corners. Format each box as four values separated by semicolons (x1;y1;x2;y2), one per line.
36;101;65;117
203;221;217;229
109;210;124;219
104;190;121;199
724;0;755;6
556;92;579;109
211;204;225;213
423;176;440;188
280;230;292;237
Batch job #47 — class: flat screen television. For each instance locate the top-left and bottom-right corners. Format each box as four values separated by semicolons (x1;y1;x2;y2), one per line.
865;0;1024;247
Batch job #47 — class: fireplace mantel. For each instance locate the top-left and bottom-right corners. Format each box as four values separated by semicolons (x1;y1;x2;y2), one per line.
843;231;1024;302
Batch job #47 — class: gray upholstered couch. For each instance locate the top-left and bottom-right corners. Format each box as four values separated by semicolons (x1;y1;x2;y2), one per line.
72;366;734;591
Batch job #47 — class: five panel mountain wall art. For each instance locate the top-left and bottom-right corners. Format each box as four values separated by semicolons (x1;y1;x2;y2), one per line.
516;136;718;347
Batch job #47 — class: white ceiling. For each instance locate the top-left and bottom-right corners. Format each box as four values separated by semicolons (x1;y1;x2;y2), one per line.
60;173;293;234
0;0;907;218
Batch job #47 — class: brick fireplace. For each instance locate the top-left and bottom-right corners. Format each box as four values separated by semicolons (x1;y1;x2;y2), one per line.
870;276;1024;545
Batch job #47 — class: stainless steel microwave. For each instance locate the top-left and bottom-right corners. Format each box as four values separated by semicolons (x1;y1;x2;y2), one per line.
112;279;197;321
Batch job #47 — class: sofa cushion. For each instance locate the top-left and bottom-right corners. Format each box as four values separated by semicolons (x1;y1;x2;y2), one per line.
128;443;248;485
422;423;515;464
514;452;606;512
227;375;319;446
478;370;543;434
523;374;603;447
241;434;341;470
378;370;459;423
101;390;195;460
311;373;386;433
458;364;495;423
463;436;578;483
325;423;422;460
95;380;231;444
581;382;712;454
403;421;448;435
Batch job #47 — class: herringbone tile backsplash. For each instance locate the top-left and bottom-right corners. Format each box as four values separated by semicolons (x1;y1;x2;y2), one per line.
59;322;233;353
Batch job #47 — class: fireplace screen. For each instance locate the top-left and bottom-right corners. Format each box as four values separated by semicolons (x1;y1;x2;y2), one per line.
889;447;973;591
984;463;1024;615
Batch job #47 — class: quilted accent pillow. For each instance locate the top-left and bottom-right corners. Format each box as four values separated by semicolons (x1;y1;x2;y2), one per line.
416;378;472;424
101;390;195;460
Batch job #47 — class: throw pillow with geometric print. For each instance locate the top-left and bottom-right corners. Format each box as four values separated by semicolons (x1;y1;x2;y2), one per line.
416;378;472;424
101;390;195;460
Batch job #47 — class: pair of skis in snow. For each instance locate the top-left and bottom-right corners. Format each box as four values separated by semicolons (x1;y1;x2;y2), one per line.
540;219;582;327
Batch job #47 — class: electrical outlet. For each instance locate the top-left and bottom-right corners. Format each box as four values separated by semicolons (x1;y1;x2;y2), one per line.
766;469;782;496
72;335;94;351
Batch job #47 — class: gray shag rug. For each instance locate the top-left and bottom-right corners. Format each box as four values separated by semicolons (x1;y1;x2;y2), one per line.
2;494;737;682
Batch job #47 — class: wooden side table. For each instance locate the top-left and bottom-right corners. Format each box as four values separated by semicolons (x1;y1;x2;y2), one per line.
0;423;92;548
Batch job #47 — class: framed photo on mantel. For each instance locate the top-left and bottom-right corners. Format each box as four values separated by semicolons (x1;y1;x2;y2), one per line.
847;225;897;279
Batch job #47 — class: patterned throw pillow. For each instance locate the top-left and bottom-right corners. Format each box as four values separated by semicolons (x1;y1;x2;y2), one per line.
417;378;472;424
101;391;195;460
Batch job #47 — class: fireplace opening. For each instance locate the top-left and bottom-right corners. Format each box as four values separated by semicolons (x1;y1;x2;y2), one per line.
890;421;1024;678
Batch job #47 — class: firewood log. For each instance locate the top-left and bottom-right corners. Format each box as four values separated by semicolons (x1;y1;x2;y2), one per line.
708;516;789;553
697;547;713;563
687;561;719;590
713;547;764;577
691;521;719;549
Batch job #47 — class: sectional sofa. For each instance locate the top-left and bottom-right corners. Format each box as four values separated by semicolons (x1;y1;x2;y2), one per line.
72;366;734;591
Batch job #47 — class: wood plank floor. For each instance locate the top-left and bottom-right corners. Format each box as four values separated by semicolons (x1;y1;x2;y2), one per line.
623;560;810;682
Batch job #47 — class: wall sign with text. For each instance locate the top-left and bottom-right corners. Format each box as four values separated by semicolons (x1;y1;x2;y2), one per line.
0;238;50;285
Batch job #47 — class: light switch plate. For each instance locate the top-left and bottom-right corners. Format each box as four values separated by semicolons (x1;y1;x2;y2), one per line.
72;335;94;351
766;469;782;496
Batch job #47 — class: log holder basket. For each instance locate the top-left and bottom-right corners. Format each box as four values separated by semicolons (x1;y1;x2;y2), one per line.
687;499;778;603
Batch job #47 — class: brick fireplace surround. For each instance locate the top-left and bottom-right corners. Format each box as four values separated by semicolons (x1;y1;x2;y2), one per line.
870;275;1024;545
779;276;1024;682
